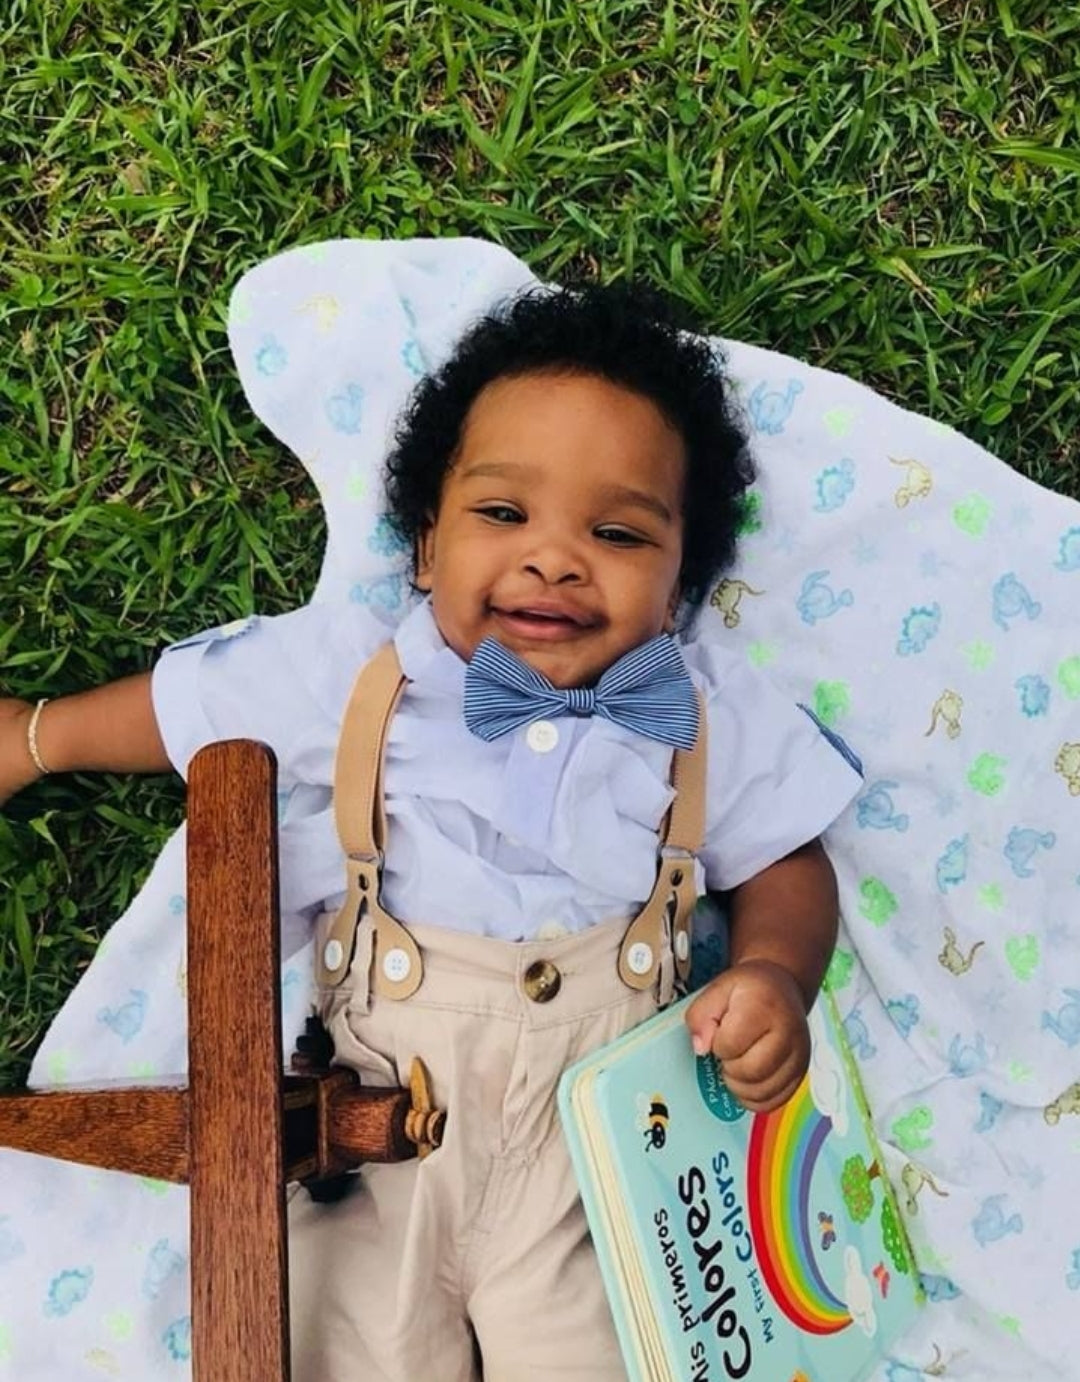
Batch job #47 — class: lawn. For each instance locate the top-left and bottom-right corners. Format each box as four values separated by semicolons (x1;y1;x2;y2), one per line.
2;0;1078;1085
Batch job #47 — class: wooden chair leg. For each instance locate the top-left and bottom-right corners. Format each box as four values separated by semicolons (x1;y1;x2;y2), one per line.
187;739;291;1382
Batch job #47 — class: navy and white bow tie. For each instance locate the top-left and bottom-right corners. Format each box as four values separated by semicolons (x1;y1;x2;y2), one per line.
463;634;699;748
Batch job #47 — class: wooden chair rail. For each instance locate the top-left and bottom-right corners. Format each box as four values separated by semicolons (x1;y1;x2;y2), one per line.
0;1084;191;1181
0;1066;436;1186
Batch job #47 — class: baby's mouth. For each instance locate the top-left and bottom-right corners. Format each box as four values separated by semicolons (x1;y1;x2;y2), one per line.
492;605;595;637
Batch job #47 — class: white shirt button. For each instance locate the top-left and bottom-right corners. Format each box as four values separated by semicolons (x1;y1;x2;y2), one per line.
675;930;690;963
535;919;569;941
323;939;344;971
627;941;654;976
526;720;559;754
383;947;412;982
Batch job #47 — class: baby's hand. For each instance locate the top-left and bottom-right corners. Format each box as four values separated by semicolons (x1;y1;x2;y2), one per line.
0;698;40;806
684;960;810;1113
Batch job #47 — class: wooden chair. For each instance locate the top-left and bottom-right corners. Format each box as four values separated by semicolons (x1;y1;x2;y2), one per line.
0;741;443;1382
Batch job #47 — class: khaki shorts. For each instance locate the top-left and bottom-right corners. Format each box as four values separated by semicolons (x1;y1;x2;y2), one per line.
288;914;667;1382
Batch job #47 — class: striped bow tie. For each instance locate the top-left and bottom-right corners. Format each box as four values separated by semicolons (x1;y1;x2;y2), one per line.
463;635;699;748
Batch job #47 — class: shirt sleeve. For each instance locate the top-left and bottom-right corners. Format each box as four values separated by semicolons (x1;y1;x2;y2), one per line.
690;643;863;891
150;604;384;786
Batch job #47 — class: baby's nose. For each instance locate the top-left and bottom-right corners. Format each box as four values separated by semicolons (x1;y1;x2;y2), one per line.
522;543;584;583
518;525;586;583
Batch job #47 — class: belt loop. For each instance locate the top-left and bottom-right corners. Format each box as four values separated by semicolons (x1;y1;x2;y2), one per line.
656;943;676;1007
662;846;698;987
346;912;376;1014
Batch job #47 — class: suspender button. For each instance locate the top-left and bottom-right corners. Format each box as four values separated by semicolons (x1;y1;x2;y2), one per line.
626;942;654;976
383;947;413;983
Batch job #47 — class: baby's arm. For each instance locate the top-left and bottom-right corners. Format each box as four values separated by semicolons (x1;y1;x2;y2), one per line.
0;674;170;806
684;838;837;1113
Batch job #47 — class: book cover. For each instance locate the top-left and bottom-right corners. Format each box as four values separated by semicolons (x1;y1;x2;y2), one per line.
558;989;921;1382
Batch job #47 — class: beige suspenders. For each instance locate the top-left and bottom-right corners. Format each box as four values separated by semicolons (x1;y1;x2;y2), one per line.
616;711;707;991
316;644;425;998
315;642;708;997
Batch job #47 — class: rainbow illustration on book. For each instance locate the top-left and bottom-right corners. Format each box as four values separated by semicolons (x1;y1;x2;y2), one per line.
746;1081;851;1334
744;1006;911;1344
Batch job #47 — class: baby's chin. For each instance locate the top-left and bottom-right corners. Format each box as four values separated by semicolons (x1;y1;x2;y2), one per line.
443;629;596;688
487;640;618;690
441;613;659;688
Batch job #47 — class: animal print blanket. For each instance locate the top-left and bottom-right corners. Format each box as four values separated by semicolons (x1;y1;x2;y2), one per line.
1;237;1078;1381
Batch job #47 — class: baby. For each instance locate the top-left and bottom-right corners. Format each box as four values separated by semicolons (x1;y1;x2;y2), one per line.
1;282;862;1381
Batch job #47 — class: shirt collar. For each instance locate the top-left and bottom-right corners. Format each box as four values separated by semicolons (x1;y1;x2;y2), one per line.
392;597;466;693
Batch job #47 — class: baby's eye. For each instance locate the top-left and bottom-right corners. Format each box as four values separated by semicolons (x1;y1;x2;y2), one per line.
595;526;647;546
475;504;524;524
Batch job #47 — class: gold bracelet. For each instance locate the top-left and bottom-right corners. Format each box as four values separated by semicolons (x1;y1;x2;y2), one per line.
27;698;52;776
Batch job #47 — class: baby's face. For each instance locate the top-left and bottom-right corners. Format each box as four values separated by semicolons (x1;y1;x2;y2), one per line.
416;370;686;688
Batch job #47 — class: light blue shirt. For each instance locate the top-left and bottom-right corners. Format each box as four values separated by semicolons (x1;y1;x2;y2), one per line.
152;600;861;941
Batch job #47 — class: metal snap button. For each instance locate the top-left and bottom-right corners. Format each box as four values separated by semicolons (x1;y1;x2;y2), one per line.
323;938;344;971
627;941;654;976
523;959;562;1003
525;720;559;754
382;947;412;982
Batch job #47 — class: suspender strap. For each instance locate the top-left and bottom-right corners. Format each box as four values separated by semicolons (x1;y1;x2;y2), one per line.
316;643;424;997
332;642;402;859
616;691;708;992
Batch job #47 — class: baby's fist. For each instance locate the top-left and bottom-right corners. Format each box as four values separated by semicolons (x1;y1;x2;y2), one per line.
684;960;810;1113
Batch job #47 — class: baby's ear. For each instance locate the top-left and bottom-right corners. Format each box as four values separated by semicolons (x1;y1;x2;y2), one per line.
414;520;436;591
664;583;682;633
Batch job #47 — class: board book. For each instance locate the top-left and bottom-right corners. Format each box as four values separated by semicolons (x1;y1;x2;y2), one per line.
558;989;922;1382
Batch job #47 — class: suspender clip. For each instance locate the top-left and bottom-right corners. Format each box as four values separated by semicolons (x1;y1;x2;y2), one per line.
346;850;384;870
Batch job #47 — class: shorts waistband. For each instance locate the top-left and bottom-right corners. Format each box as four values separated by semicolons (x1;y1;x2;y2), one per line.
330;914;674;1026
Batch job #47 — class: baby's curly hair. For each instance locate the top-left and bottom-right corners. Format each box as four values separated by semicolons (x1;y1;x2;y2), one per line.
384;280;755;622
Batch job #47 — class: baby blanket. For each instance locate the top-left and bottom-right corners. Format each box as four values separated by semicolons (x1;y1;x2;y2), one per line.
1;237;1078;1381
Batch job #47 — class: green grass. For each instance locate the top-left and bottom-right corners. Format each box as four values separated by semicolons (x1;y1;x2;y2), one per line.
2;0;1078;1085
